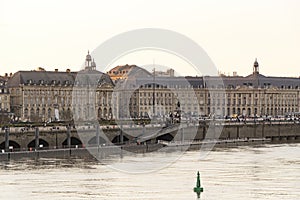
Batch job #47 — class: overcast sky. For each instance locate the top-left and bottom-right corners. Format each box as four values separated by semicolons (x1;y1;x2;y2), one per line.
0;0;299;77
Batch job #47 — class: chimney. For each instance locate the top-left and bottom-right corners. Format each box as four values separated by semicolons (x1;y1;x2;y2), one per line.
233;71;237;76
9;73;13;77
5;73;8;77
66;69;71;73
37;67;45;71
55;69;58;72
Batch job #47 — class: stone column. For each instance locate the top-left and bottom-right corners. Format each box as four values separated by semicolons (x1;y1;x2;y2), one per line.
67;125;71;148
35;127;39;149
96;125;100;146
181;127;184;143
120;125;124;144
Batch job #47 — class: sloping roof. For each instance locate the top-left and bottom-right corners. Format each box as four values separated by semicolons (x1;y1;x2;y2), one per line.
115;72;300;90
0;76;5;82
8;71;77;87
128;76;203;89
201;73;300;89
107;64;152;78
7;70;114;87
0;76;8;89
226;73;299;88
76;69;114;86
184;76;205;88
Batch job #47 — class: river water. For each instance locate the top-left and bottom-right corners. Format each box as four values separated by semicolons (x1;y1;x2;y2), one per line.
0;143;299;200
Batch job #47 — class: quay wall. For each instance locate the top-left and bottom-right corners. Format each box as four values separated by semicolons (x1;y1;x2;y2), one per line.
195;122;300;141
0;122;299;151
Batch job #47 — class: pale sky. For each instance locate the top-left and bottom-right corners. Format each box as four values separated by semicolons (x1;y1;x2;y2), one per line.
0;0;299;77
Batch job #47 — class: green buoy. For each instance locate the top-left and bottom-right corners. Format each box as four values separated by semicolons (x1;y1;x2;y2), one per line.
193;171;204;198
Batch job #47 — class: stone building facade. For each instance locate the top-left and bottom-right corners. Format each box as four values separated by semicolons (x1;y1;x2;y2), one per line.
4;57;300;122
204;59;300;117
0;75;10;123
7;52;114;122
0;76;10;113
109;60;300;119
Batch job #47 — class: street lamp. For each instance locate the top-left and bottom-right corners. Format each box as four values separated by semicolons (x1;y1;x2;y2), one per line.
54;126;59;149
4;126;10;152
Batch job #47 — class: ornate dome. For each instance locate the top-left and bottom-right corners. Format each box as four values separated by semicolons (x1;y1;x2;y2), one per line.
86;51;92;62
91;59;96;68
254;58;259;68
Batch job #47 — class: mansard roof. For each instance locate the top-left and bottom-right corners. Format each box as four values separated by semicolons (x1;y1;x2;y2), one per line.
0;76;7;89
0;76;5;82
75;69;114;86
125;76;204;89
180;73;300;89
8;71;77;87
7;69;114;87
220;73;300;89
113;72;300;90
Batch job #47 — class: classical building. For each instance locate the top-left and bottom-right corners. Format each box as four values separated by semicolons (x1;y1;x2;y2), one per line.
4;56;300;122
0;75;10;123
7;52;114;122
178;59;300;118
108;59;300;119
204;59;300;117
109;65;203;119
0;75;10;113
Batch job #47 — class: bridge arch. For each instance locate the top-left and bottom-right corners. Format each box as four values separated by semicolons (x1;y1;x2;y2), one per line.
112;135;129;144
157;133;174;142
0;140;21;150
62;137;83;147
88;136;107;146
27;139;49;149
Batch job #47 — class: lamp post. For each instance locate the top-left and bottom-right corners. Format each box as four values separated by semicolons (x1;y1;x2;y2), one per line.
4;126;9;152
35;127;39;150
55;127;58;149
67;125;71;148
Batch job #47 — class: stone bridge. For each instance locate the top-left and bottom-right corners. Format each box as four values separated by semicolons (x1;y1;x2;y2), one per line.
0;121;300;152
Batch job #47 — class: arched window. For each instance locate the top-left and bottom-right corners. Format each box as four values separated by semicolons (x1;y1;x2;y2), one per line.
103;108;107;119
24;108;28;118
48;108;52;119
98;108;102;119
36;108;40;117
30;108;35;117
247;108;251;116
